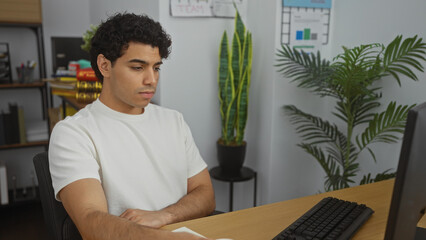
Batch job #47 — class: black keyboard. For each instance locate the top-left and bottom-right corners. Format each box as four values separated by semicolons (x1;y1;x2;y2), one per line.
272;197;374;240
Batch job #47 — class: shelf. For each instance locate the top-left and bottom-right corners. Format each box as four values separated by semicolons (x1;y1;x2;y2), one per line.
61;96;89;110
0;140;48;150
0;0;42;25
0;186;40;209
0;81;45;89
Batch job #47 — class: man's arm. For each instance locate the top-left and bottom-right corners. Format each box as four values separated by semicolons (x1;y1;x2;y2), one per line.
119;168;216;228
60;178;210;240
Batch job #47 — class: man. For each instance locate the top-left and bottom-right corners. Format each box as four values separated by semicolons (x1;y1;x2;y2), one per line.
49;13;216;239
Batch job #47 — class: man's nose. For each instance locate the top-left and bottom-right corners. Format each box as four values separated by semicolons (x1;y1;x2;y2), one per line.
143;69;157;85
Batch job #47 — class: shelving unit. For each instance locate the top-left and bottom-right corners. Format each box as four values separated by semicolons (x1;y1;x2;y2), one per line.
0;0;48;214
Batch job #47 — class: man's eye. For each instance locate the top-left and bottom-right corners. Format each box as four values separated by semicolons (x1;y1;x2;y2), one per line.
132;66;143;70
154;67;161;72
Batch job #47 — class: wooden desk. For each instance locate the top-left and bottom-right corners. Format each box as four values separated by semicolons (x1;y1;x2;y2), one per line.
163;179;425;240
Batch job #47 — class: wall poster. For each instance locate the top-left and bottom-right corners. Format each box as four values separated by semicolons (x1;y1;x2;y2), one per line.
170;0;247;19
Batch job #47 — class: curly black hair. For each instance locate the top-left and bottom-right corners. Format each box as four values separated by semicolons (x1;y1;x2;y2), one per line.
90;13;172;82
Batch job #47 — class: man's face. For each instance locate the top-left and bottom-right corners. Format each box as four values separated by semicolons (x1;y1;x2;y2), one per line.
100;42;163;114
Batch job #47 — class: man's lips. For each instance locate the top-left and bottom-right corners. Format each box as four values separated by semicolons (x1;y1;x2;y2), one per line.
139;92;155;99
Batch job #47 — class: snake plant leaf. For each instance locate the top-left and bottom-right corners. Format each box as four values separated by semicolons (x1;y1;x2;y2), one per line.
231;32;242;94
236;70;248;144
224;96;237;144
218;31;229;138
235;10;245;54
236;32;252;144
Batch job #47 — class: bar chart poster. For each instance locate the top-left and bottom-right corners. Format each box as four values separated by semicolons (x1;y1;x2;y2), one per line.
281;0;331;53
289;9;323;53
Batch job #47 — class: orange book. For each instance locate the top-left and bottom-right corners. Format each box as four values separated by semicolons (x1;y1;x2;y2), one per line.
77;68;98;81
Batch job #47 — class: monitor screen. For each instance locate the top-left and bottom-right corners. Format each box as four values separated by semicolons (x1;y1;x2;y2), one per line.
385;102;426;240
51;37;90;73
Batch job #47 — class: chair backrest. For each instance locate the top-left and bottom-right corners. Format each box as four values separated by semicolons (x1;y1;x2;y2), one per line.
33;152;82;240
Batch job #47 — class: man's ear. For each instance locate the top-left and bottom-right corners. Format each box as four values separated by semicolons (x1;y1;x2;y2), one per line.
97;54;111;79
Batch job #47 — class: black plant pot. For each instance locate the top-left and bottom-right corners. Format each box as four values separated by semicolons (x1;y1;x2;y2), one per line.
217;140;247;175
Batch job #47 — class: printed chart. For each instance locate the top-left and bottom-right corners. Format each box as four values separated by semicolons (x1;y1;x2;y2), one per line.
281;0;331;53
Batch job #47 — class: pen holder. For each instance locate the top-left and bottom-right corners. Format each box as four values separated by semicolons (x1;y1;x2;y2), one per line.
16;67;34;83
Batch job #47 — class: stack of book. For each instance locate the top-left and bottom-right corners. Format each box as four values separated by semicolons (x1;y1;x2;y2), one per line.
26;120;48;142
0;103;27;146
50;68;78;97
75;68;102;102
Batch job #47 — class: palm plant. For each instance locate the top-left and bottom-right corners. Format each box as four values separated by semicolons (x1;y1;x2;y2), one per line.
276;35;426;191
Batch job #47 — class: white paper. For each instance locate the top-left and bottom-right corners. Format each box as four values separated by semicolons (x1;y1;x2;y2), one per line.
170;0;212;17
212;0;247;19
170;0;247;19
172;226;206;237
0;162;9;205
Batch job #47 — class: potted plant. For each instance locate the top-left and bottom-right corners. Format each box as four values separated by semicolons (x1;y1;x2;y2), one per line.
81;24;98;53
276;35;426;191
217;9;253;174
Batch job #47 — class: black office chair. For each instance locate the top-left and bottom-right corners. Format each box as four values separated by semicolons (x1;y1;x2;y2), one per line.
33;152;82;240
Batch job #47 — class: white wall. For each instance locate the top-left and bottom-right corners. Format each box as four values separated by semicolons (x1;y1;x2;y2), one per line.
42;0;91;78
157;0;242;211
88;0;159;25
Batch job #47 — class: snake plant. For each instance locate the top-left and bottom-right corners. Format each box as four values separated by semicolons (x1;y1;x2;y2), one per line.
276;35;426;191
218;10;253;146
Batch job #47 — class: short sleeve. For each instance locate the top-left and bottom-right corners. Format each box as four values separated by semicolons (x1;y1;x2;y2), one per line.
180;115;208;178
48;120;101;201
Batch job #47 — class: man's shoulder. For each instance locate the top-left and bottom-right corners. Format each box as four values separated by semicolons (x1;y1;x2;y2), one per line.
53;103;96;132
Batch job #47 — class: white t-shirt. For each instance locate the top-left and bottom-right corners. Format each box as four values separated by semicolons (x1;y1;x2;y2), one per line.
49;99;207;216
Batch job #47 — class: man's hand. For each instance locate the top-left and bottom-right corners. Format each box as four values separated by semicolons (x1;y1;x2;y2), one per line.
122;168;215;229
120;208;173;228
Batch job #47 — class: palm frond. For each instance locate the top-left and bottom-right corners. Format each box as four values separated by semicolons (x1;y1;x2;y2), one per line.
331;44;385;100
284;105;343;146
356;102;414;159
360;169;396;185
352;92;382;126
276;45;332;94
332;92;381;128
298;143;355;191
383;35;426;85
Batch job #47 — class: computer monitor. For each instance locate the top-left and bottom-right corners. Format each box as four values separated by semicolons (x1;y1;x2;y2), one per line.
51;37;90;72
384;102;426;240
